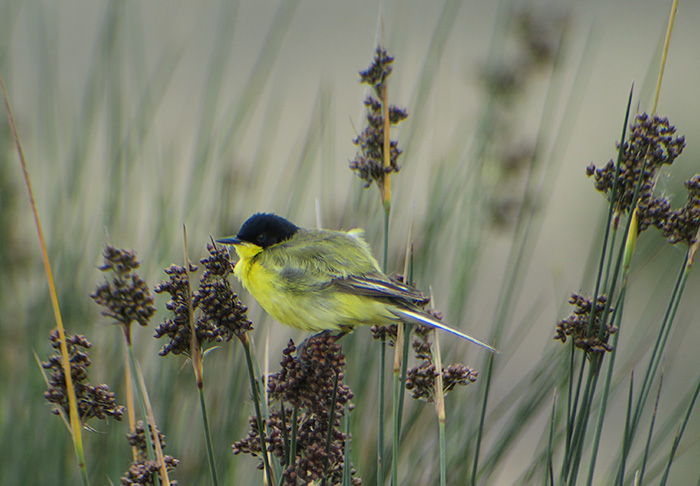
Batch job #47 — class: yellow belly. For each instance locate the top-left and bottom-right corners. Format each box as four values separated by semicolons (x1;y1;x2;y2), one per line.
235;255;394;333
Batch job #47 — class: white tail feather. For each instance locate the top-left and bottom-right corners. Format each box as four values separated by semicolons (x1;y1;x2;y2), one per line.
390;308;497;353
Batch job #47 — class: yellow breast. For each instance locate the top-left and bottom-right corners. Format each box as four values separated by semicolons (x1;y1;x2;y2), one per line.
233;242;394;333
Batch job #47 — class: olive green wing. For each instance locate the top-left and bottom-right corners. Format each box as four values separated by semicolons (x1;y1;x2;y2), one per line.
260;229;382;289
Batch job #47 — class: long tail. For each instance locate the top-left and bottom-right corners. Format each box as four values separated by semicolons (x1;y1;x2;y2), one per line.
389;308;497;353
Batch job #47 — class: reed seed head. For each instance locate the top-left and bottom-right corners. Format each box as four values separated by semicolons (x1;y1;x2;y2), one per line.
554;293;617;354
91;245;156;331
154;243;252;356
121;420;179;486
43;330;125;423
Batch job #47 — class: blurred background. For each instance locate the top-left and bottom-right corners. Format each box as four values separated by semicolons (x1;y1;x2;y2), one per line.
2;0;700;484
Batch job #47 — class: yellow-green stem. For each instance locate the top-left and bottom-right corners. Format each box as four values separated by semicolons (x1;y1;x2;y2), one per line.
1;72;89;485
136;364;170;485
123;332;138;461
126;344;160;486
240;334;275;486
198;386;220;486
651;0;678;115
432;330;446;486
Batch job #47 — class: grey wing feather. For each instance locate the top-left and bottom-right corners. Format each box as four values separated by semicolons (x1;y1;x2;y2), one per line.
331;273;427;304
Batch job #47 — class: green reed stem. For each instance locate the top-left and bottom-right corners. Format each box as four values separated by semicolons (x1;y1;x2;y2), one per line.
565;356;603;486
471;352;495;486
616;254;690;483
659;369;700;486
392;369;400;486
545;392;557;486
126;342;160;486
290;405;299;471
241;336;274;486
378;205;390;485
198;386;219;486
378;338;386;486
343;402;351;486
638;376;664;485
439;418;447;486
585;295;624;486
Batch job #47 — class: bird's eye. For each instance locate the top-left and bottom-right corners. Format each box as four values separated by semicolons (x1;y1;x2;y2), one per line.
257;233;266;244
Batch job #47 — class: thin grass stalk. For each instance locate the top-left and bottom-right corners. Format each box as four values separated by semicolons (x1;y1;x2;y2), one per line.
378;137;392;485
253;334;281;483
569;141;648;486
240;334;275;486
395;224;415;435
564;341;576;472
391;324;403;486
651;0;679;116
584;294;625;486
616;254;690;484
566;136;638;482
124;342;138;461
321;370;341;486
614;10;682;476
586;85;634;338
614;366;693;484
397;325;411;426
638;375;664;485
343;402;351;486
135;364;170;486
561;344;586;483
280;399;290;467
126;343;159;486
471;352;495;486
378;338;386;486
290;405;299;474
438;418;447;486
617;370;636;486
545;392;557;486
390;230;414;486
432;330;446;486
565;353;606;486
659;370;700;485
586;215;638;485
1;73;89;486
198;388;219;486
601;225;619;294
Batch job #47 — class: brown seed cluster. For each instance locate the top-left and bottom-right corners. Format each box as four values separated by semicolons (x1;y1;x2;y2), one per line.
233;334;361;485
121;421;179;486
661;175;700;245
43;330;125;422
349;46;408;190
91;245;157;331
554;293;617;354
586;113;700;243
154;243;252;356
405;323;478;403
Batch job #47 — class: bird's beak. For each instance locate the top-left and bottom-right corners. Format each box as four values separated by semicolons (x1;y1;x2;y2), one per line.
216;236;242;246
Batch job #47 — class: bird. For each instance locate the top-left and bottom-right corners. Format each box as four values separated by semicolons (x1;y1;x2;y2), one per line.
217;213;495;352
